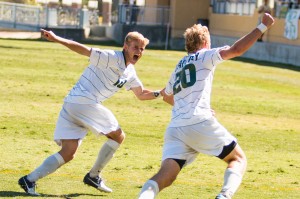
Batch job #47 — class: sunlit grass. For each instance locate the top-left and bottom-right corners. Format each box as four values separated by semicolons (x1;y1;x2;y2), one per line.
0;39;299;199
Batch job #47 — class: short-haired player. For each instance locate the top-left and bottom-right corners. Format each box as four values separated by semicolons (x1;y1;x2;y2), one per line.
18;30;163;195
138;13;275;199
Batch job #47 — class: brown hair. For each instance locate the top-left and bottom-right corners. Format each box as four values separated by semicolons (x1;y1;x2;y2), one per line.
184;24;210;53
124;31;150;46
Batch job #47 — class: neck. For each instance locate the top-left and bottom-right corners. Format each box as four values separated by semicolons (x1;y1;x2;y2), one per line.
122;50;129;67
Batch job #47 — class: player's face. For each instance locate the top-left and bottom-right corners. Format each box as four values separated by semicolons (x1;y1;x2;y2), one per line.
124;40;146;65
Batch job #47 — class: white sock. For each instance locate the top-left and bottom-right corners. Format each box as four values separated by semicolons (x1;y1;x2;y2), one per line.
89;139;120;178
27;153;65;182
138;180;159;199
220;168;242;198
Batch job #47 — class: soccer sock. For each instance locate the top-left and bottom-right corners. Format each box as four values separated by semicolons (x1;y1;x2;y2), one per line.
89;139;120;178
138;180;159;199
27;153;65;182
220;168;243;198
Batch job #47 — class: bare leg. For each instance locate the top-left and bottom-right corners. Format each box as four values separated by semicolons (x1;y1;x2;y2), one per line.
218;144;247;198
89;128;125;177
138;158;181;199
27;139;79;182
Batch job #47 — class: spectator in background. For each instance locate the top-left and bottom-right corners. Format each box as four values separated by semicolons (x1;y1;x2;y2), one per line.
120;0;130;24
130;0;139;25
257;0;272;41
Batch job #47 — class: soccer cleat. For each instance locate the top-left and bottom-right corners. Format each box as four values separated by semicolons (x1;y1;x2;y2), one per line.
83;173;112;193
215;193;232;199
18;175;40;196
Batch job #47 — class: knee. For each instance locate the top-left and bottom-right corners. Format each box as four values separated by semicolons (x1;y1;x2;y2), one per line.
235;153;247;168
107;128;125;144
59;153;75;163
228;151;247;174
59;148;77;163
155;173;177;190
241;155;247;169
235;147;247;166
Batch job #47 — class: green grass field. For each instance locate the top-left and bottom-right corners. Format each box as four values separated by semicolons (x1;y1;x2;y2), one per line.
0;38;299;199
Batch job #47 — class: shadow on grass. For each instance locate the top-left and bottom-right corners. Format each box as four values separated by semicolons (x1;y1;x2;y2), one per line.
1;38;300;69
0;45;23;49
233;57;300;72
0;191;106;198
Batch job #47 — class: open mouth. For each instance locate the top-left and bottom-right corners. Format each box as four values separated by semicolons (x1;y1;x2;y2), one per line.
133;55;139;61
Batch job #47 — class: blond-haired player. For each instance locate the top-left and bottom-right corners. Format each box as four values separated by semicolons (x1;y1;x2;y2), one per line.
138;13;275;199
18;30;163;195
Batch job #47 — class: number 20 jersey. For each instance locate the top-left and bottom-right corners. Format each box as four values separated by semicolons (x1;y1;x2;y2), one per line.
165;46;228;127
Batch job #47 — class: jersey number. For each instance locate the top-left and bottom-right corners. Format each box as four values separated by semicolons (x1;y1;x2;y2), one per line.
114;79;127;88
173;64;196;95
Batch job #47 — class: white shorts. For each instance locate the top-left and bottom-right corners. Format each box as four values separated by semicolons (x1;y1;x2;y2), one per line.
54;102;119;146
162;117;237;166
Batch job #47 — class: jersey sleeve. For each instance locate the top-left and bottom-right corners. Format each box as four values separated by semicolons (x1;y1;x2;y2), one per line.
164;72;176;96
202;46;229;70
125;66;144;91
125;76;143;91
89;48;118;69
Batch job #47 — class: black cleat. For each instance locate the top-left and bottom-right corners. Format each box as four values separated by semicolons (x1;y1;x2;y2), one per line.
83;173;112;193
18;176;40;196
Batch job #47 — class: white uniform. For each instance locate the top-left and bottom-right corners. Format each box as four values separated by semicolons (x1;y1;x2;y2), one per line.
54;48;143;145
163;46;237;165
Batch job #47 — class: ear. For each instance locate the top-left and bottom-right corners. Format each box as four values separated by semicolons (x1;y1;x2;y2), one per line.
203;40;210;49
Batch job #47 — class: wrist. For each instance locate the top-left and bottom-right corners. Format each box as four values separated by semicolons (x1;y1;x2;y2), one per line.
257;23;268;33
153;90;162;98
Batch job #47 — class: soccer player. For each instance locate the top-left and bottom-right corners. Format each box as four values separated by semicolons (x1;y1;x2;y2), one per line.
18;29;163;195
138;13;275;199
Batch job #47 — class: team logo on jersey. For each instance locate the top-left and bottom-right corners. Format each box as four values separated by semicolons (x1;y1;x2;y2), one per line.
114;78;127;88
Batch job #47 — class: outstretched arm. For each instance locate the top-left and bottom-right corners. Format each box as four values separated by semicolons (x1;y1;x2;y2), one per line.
219;13;275;60
41;29;91;57
131;86;163;101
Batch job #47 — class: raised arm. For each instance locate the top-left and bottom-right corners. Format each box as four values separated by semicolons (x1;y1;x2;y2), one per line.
219;13;275;60
41;29;91;57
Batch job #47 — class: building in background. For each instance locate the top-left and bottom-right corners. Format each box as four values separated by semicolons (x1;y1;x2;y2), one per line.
0;0;299;65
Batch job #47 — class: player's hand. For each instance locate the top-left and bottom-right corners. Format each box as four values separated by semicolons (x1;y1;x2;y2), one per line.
261;13;275;28
41;29;57;42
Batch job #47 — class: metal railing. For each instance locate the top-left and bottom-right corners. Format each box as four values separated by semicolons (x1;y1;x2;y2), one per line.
0;2;43;30
0;2;171;31
117;4;170;25
0;2;91;31
212;0;257;15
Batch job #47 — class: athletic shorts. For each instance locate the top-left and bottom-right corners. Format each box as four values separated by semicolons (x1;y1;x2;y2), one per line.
54;102;119;146
162;117;237;166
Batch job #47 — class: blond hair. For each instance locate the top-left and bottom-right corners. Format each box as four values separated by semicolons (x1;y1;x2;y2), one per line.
124;31;150;46
184;24;210;53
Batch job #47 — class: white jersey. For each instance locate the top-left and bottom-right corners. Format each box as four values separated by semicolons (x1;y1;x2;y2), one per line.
165;46;228;127
64;48;143;104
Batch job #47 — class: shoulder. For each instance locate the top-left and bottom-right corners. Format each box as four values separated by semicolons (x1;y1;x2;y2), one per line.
202;46;228;60
126;64;137;73
90;48;119;56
